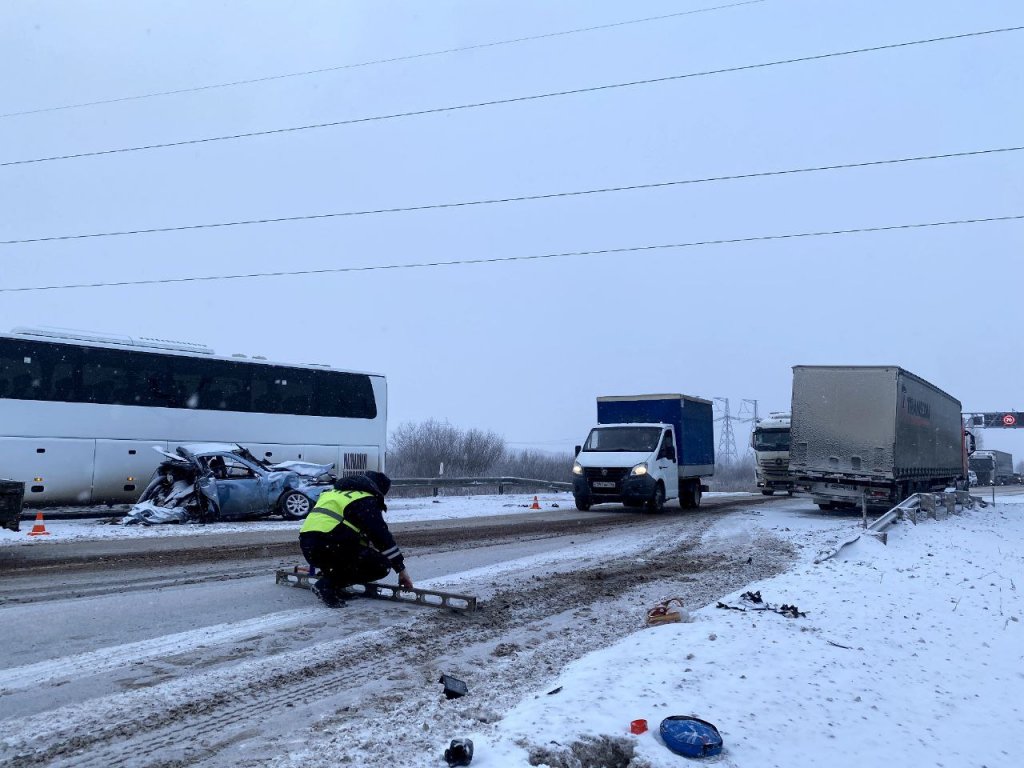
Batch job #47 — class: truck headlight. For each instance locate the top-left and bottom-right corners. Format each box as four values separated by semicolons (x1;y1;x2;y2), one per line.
572;462;583;476
631;462;648;476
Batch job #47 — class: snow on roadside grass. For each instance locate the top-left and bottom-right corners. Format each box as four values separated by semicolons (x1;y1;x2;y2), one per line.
482;498;1024;767
0;493;576;546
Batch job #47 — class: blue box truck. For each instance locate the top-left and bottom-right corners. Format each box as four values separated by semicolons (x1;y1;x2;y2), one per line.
572;394;715;511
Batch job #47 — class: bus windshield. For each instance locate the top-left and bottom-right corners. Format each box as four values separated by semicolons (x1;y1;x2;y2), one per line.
753;429;790;452
583;426;663;452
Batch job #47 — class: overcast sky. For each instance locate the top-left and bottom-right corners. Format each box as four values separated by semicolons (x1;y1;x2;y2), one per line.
1;0;1022;459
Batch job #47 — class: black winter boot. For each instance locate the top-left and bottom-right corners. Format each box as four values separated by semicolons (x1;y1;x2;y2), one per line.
311;577;345;608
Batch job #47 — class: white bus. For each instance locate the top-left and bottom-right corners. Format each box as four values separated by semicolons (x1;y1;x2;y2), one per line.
0;327;387;505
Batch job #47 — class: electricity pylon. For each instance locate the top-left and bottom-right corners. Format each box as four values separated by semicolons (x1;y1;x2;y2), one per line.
737;399;760;456
713;397;739;465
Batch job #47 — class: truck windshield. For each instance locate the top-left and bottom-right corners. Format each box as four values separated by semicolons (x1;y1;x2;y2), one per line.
583;426;663;452
753;429;790;452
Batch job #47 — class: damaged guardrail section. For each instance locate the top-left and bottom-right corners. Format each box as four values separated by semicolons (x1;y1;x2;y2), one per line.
815;490;988;563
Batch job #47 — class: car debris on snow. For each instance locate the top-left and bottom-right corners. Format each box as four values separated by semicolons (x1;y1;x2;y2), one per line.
439;674;469;699
645;596;690;626
443;738;474;766
716;595;808;618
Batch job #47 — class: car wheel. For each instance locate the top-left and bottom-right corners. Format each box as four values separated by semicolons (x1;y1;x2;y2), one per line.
647;483;665;512
761;489;775;496
280;490;312;519
574;496;592;511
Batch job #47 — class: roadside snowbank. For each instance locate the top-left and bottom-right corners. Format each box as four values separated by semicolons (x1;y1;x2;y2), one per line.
471;497;1023;767
0;493;573;546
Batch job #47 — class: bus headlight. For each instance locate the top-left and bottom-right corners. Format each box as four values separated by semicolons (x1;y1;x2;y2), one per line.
630;462;648;476
572;462;583;476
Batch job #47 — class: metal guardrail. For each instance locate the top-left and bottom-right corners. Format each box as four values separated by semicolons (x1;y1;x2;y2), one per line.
390;476;572;497
875;490;986;533
815;490;987;563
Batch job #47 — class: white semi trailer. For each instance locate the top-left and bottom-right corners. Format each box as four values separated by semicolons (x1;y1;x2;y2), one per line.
789;366;966;510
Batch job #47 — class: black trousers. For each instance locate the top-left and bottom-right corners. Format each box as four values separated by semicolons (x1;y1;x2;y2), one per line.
299;532;391;589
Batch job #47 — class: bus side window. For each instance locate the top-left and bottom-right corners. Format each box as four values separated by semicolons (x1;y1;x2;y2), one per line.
39;354;79;402
53;376;76;400
0;341;22;398
81;346;145;405
316;370;377;419
0;341;33;400
251;370;279;413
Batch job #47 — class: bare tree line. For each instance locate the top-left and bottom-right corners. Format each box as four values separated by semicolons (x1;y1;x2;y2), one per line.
708;454;757;492
387;419;573;483
386;419;757;494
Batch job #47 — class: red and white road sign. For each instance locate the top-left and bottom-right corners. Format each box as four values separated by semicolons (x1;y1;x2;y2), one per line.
1003;413;1017;426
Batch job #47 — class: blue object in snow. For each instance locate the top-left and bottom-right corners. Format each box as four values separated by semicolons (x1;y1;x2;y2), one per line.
659;715;723;758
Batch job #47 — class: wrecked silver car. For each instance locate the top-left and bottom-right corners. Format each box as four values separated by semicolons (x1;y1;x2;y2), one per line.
126;443;334;525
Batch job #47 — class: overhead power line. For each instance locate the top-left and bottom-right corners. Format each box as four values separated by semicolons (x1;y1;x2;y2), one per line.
3;214;1019;293
2;25;1019;169
2;145;1019;245
0;1;766;119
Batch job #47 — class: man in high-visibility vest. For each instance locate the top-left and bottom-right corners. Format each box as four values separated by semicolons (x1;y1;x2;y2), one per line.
299;470;413;607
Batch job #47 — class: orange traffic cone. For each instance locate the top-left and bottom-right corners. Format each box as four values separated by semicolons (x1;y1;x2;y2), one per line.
27;511;50;537
530;496;541;510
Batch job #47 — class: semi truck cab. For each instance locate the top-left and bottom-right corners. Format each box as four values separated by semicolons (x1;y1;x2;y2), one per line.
751;412;793;496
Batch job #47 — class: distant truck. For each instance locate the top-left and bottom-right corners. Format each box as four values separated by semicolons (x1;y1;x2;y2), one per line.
751;412;793;495
572;394;714;511
789;366;966;510
969;450;1014;486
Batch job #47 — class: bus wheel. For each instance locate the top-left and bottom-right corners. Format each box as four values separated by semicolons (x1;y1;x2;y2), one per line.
280;491;312;519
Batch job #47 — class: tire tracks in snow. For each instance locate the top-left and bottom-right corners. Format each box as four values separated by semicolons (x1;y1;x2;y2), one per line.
0;608;315;693
1;509;793;767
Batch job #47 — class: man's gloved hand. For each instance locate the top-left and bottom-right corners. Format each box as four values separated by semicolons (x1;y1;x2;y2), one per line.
398;569;414;590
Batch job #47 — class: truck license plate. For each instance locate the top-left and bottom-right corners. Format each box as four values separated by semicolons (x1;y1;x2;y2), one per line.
593;481;616;489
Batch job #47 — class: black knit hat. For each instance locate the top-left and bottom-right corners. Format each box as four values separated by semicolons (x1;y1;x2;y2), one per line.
364;470;392;496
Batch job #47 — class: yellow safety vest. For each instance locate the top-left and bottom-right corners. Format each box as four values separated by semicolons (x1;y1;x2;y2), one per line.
300;490;372;535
